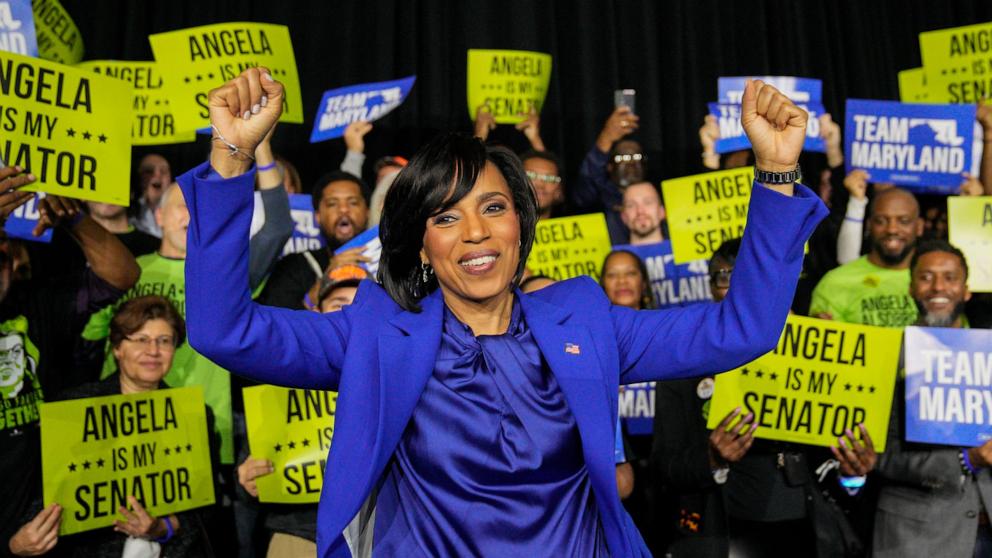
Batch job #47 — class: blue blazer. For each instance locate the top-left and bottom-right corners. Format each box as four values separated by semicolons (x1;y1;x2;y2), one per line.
177;163;826;557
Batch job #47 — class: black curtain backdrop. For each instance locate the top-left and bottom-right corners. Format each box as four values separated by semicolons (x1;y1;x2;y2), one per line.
65;0;992;193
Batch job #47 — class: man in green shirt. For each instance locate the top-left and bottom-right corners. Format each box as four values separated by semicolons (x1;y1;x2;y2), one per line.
810;188;922;326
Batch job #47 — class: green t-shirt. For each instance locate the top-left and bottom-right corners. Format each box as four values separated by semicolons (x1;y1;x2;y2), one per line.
83;253;234;464
809;256;917;327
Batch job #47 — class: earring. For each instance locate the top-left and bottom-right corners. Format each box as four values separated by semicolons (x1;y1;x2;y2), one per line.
421;262;432;284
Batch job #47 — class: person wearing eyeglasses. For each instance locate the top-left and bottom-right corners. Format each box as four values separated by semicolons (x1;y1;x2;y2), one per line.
575;105;648;244
522;151;565;221
9;296;218;557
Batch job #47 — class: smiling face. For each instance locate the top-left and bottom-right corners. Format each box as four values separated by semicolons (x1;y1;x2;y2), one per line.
113;318;176;390
911;251;971;327
621;182;665;241
138;154;172;208
602;252;646;310
868;189;923;268
317;180;368;247
523;156;562;217
420;162;521;308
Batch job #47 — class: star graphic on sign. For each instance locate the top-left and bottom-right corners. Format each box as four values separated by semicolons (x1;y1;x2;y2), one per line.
82;460;91;470
96;458;105;468
164;447;171;456
869;386;876;393
68;463;77;472
741;367;749;376
174;445;182;454
707;214;713;220
770;372;778;381
844;383;852;391
288;441;297;450
274;443;282;453
301;438;311;447
66;128;76;137
184;76;191;83
196;74;203;81
686;218;692;224
754;370;764;378
207;73;214;79
186;443;192;452
857;384;864;393
98;134;107;143
82;131;91;140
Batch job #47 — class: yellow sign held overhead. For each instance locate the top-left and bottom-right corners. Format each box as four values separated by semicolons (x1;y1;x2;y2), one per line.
948;196;992;293
0;50;132;205
40;387;215;535
32;0;83;64
707;316;902;452
76;61;196;146
467;49;552;124
243;385;336;504
526;213;612;281
919;21;992;104
149;23;304;132
663;167;754;264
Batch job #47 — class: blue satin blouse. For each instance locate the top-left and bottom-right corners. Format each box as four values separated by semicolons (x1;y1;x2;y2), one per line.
372;301;610;556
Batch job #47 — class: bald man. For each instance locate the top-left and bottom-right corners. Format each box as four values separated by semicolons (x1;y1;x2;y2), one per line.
809;188;923;326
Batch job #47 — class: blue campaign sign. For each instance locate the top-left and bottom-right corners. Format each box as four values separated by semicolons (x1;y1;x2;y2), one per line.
281;194;325;257
709;101;826;154
4;193;52;243
336;224;380;278
619;382;655;436
310;76;416;143
612;241;712;310
845;99;976;193
904;326;992;447
718;76;822;104
0;0;38;57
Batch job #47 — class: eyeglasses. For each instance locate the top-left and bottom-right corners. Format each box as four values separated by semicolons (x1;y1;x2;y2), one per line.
709;268;733;288
125;335;176;351
525;170;562;184
612;153;644;164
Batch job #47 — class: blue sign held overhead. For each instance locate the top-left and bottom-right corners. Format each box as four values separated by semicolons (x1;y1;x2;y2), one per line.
904;326;992;448
310;76;416;143
281;194;325;257
336;225;380;278
0;0;38;57
845;99;976;193
718;76;822;105
712;77;825;154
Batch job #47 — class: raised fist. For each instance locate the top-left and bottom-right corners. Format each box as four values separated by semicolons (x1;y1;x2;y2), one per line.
741;79;807;173
208;67;284;174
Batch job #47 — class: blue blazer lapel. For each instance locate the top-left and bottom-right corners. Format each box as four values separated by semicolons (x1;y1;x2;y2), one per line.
374;288;445;466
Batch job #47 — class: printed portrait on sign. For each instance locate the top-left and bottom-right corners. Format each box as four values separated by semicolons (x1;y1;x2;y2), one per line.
0;330;38;400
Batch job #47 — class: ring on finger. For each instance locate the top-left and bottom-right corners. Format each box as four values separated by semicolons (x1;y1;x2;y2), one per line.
621;120;628;128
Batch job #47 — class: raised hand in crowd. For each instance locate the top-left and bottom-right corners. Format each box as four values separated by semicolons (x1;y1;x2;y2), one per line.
237;457;275;498
515;108;546;151
595;106;639;154
820;113;844;168
32;195;82;236
708;407;756;467
843;169;869;201
344;120;374;154
978;100;992;195
8;504;60;556
958;172;984;196
208;66;285;179
305;246;370;306
700;114;721;170
255;121;283;190
0;166;37;226
830;423;876;477
473;104;496;141
113;496;176;540
741;79;807;195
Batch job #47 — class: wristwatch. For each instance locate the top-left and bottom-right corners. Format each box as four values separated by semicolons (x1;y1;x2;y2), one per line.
754;164;802;185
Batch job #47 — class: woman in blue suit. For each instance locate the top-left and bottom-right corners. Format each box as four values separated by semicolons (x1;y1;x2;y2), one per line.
179;69;826;557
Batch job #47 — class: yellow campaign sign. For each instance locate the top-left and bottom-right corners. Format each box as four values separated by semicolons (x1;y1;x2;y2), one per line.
0;50;132;205
40;386;215;535
948;196;992;293
467;49;552;124
526;213;612;281
707;315;902;452
663;167;754;264
76;61;196;146
243;385;336;504
898;67;931;103
919;21;992;104
149;22;304;132
32;0;83;64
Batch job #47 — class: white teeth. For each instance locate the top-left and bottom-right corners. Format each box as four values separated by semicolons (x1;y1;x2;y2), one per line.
929;297;950;304
461;255;496;267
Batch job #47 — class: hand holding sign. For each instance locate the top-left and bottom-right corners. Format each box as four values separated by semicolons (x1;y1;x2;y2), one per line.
741;80;807;179
830;424;877;477
208;68;285;178
709;407;756;466
8;503;61;556
113;496;168;540
0;166;37;226
237;456;275;498
343;121;373;154
32;195;82;237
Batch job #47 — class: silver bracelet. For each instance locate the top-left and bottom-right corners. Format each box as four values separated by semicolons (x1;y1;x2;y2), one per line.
211;125;255;161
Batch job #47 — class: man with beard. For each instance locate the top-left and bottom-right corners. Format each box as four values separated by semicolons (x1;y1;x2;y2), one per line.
809;188;922;326
872;240;992;557
620;181;666;245
258;171;369;310
574;106;646;244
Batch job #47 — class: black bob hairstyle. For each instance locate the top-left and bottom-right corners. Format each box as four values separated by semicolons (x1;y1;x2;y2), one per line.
378;133;538;312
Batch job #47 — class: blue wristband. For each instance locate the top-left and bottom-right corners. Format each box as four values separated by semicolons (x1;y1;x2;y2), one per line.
839;475;867;489
154;517;174;544
962;448;980;475
257;161;277;172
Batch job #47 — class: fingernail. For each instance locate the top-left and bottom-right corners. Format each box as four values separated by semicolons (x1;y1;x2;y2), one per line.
252;103;261;114
26;174;35;181
12;166;21;172
243;111;251;120
263;72;274;82
261;95;268;107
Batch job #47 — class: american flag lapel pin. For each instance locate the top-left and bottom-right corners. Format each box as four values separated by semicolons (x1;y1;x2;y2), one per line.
565;343;581;355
